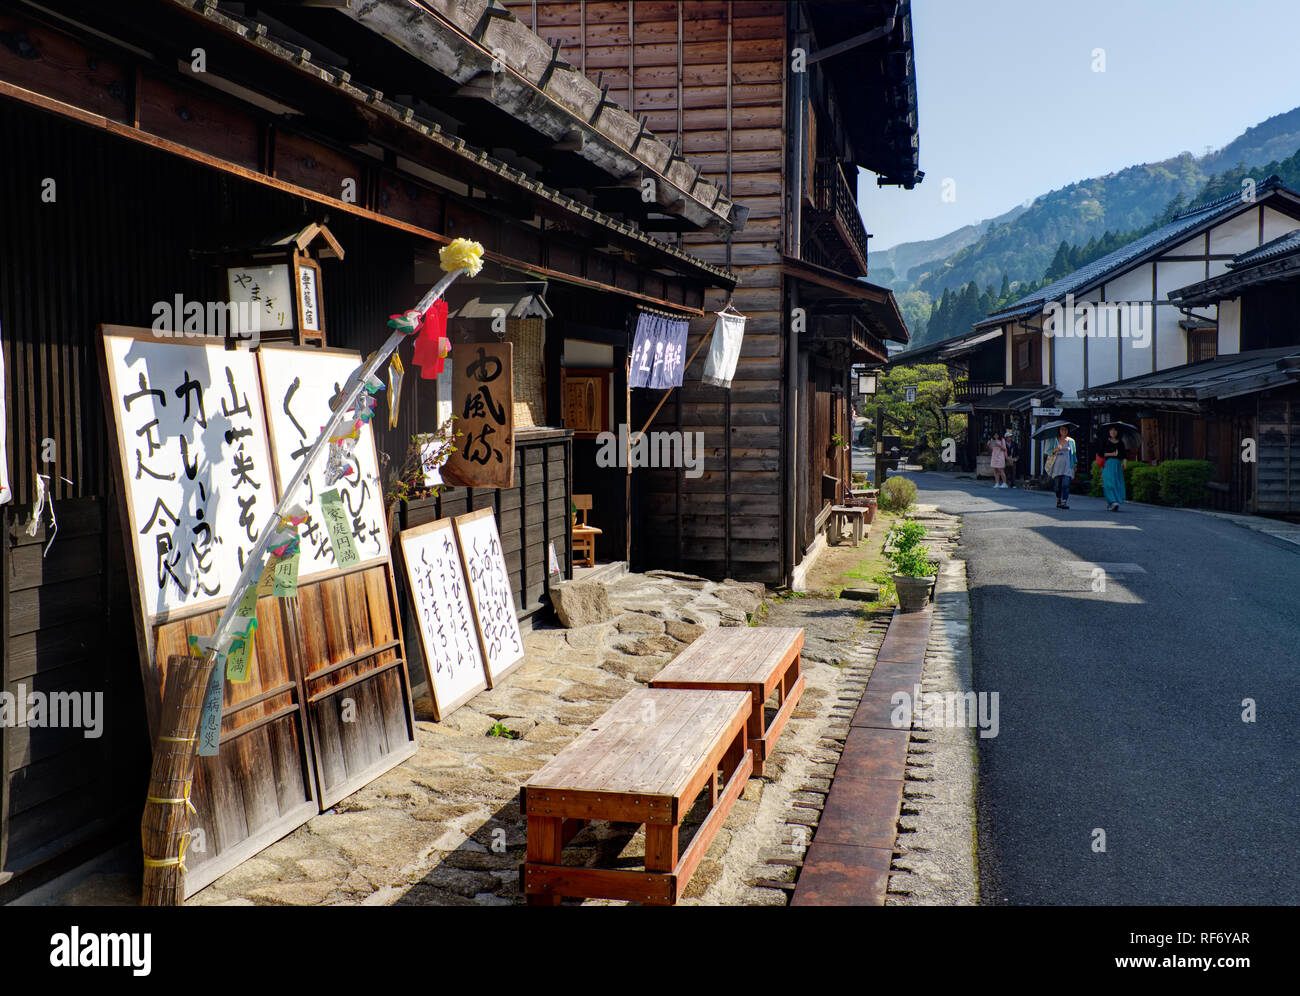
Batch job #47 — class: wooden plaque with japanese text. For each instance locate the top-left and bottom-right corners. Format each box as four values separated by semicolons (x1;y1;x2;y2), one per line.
440;342;514;489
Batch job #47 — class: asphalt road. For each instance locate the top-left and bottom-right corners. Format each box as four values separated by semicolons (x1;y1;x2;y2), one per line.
907;470;1300;905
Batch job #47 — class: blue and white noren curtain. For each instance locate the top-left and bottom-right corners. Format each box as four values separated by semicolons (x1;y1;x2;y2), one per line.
629;311;689;389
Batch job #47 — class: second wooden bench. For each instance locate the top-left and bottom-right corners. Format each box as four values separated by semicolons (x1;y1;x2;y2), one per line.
650;625;805;778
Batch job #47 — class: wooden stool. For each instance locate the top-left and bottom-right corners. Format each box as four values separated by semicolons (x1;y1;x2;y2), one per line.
829;505;868;547
521;687;752;905
650;626;804;778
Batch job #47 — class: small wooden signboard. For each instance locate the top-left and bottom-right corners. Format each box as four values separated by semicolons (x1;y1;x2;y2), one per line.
441;342;514;488
453;507;526;686
397;517;490;720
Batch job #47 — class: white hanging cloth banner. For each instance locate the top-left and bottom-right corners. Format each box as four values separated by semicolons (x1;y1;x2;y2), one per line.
701;309;747;389
0;319;10;505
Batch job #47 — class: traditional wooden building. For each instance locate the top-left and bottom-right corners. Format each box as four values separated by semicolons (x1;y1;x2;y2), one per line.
1081;229;1300;512
505;0;921;584
0;0;736;894
959;178;1300;476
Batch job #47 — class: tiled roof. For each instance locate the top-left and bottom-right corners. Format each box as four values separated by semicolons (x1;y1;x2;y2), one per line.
1080;345;1300;401
978;176;1291;327
1229;228;1300;268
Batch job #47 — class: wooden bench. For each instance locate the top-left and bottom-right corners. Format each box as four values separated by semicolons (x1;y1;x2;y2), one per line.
521;687;752;905
829;504;869;547
650;626;804;778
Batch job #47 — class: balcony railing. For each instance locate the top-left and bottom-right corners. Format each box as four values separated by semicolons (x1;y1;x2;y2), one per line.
807;158;870;276
953;379;1002;403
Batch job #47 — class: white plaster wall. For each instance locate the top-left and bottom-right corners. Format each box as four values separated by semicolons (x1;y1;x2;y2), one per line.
1217;298;1241;354
1156;258;1208;299
1154;303;1186;371
1053;329;1085;399
1121;304;1155;379
1209;210;1261;255
1103;262;1153;303
1262;205;1300;242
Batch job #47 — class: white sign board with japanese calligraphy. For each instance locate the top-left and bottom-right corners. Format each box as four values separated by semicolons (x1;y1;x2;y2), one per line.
101;327;275;622
453;508;525;685
397;517;489;719
257;344;390;581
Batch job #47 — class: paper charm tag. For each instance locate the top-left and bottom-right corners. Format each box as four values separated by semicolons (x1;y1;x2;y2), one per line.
255;556;278;596
272;550;301;598
196;667;224;757
225;617;258;683
320;488;361;569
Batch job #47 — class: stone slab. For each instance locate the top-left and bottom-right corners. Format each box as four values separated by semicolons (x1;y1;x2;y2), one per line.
790;842;892;906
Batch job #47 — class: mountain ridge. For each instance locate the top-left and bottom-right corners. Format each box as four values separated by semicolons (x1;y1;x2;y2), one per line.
874;104;1300;345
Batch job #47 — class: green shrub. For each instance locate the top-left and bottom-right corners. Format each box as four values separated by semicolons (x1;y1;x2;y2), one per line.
889;544;937;578
1131;464;1161;503
1122;460;1143;494
888;518;927;552
1088;463;1104;497
879;476;918;513
1157;459;1214;506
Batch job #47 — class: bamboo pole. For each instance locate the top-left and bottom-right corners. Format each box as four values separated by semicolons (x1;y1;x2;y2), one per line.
141;653;214;906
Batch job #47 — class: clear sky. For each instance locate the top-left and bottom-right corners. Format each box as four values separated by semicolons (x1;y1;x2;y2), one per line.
858;0;1300;252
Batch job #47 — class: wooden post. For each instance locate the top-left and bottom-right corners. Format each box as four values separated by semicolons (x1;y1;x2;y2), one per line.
141;654;214;906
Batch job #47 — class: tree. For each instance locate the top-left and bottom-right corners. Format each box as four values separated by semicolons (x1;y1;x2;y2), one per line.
873;363;967;461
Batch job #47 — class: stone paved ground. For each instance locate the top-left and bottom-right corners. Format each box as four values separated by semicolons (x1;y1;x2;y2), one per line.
884;507;979;905
181;569;888;906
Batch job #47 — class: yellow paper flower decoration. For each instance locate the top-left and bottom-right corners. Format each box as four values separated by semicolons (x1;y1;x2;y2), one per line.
439;238;485;277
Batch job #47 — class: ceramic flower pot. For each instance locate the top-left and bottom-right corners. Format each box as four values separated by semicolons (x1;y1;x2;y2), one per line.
893;574;934;612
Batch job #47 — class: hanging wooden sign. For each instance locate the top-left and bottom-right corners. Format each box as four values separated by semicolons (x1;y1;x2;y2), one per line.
397;517;490;719
453;508;525;686
257;344;390;580
440;342;514;488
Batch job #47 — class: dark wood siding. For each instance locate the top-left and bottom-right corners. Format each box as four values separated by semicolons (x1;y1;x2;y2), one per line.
511;0;788;583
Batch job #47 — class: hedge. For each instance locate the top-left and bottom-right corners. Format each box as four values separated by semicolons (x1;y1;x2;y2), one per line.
1131;464;1161;503
1157;459;1215;506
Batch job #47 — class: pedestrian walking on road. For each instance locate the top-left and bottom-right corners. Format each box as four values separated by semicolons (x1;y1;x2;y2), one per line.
1101;426;1127;511
1046;425;1077;509
989;431;1009;488
1004;431;1019;488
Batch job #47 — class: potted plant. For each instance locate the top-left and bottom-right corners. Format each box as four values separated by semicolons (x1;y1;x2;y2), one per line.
886;519;937;611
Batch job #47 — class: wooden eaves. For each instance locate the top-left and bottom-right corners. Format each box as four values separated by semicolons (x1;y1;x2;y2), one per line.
154;0;735;291
339;0;738;233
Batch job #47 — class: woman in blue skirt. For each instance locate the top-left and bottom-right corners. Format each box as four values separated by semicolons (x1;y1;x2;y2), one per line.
1101;426;1127;511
